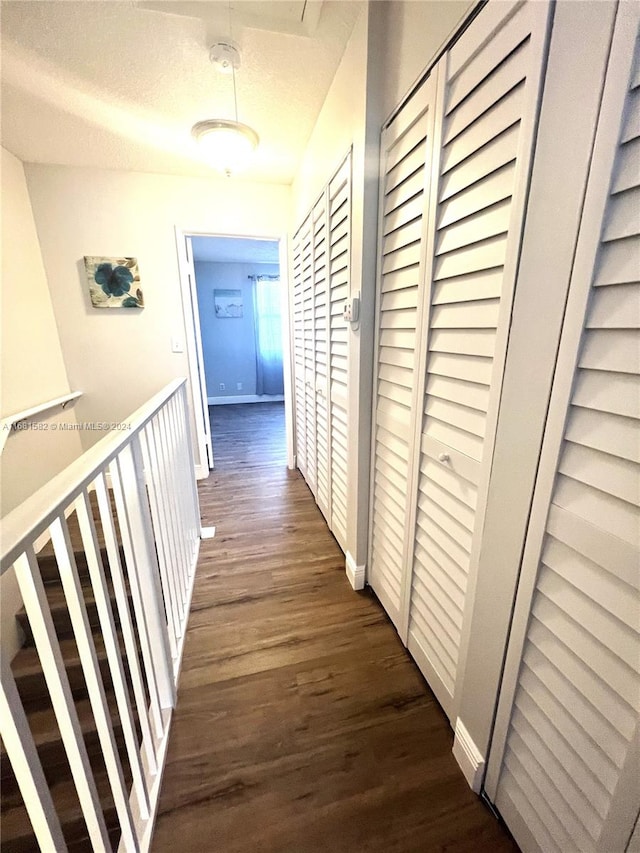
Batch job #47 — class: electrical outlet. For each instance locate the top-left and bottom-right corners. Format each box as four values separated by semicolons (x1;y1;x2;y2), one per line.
237;382;243;391
219;383;226;391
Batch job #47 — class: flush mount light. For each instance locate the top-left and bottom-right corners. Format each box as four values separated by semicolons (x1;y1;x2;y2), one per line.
191;119;259;177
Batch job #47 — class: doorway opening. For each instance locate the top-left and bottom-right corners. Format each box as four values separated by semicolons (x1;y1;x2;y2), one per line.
176;230;293;474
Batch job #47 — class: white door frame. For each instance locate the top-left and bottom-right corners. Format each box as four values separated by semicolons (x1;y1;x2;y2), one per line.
174;227;295;474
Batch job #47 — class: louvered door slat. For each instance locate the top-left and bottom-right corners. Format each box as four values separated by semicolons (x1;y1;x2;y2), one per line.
407;0;550;720
439;125;519;202
438;165;516;228
447;0;531;96
487;14;640;852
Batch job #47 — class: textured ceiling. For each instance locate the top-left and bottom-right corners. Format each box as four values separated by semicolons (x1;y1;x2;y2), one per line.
191;235;280;263
0;0;360;184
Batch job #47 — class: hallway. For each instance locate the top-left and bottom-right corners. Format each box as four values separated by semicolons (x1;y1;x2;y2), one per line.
152;404;518;852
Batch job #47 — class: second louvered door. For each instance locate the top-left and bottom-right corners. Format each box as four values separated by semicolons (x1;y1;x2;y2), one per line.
485;10;640;852
301;216;317;496
368;73;438;628
405;0;551;719
313;193;331;522
328;157;351;550
368;0;550;715
292;155;352;551
292;227;306;476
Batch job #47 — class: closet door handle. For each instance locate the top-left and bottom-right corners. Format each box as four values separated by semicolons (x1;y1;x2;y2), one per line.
438;453;450;463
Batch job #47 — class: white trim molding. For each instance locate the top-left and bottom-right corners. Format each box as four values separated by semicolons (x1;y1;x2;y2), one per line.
345;552;365;591
453;718;485;793
208;394;284;406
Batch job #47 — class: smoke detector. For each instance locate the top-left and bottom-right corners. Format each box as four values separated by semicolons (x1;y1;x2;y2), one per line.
209;41;241;74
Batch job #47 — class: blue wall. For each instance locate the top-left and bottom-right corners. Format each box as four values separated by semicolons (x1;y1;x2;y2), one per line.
194;261;280;399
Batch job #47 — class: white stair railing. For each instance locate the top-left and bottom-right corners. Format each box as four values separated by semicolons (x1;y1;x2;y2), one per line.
0;378;202;852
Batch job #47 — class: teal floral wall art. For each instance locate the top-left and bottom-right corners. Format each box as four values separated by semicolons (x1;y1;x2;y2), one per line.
84;256;144;308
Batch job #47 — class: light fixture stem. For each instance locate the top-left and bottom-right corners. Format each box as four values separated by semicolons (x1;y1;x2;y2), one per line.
231;61;239;123
228;0;239;123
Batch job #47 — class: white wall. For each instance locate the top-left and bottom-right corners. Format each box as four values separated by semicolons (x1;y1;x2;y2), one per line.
1;147;84;660
290;6;375;570
1;148;83;516
194;261;280;399
24;164;291;469
290;6;368;228
290;0;474;222
377;0;475;123
289;0;474;570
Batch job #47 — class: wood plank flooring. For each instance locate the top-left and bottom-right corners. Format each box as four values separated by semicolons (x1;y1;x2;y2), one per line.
208;402;287;470
152;403;518;852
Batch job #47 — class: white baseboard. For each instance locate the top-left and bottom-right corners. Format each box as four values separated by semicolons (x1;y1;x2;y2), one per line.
194;463;209;480
208;394;284;405
453;718;485;793
345;551;366;591
200;526;216;539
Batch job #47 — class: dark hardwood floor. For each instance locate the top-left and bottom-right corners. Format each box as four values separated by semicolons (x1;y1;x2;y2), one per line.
208;402;287;470
152;402;518;852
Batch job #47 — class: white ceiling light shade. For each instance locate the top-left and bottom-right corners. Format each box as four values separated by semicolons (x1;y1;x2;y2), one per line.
192;20;259;178
192;119;259;177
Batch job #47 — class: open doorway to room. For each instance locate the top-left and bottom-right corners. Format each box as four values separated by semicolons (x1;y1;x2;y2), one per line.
188;234;289;472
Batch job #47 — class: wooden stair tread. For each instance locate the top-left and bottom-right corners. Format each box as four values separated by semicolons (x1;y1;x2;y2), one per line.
11;633;119;717
15;575;133;646
11;634;107;682
35;544;127;587
0;765;119;853
36;492;120;562
0;693;124;770
3;490;131;853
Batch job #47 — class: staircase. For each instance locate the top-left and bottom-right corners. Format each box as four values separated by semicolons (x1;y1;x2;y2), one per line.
1;509;141;852
1;379;201;853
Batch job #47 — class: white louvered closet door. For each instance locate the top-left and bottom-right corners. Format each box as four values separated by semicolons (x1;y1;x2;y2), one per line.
328;156;351;550
301;216;317;495
368;73;438;629
313;193;331;522
405;0;551;720
292;227;306;476
485;9;640;852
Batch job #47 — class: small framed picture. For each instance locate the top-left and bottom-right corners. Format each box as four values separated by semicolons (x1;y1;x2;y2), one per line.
214;289;243;318
84;256;144;308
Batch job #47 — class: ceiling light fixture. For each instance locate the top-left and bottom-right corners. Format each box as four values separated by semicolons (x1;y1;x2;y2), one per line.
192;118;259;176
191;6;259;177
